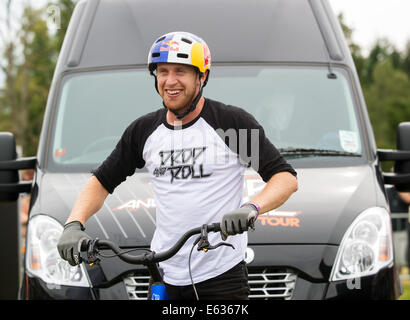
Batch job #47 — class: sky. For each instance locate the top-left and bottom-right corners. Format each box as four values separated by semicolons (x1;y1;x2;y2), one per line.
1;0;410;85
329;0;410;54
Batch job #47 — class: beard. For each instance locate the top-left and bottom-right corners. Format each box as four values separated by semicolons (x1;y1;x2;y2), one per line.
162;85;199;116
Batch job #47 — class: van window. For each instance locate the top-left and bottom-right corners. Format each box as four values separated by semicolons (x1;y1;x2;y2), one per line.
49;66;363;171
50;69;162;170
208;66;362;156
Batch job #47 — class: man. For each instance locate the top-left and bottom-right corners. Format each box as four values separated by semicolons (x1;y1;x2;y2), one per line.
57;31;298;300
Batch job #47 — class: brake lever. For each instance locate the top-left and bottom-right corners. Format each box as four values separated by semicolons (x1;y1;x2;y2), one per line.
205;241;235;251
248;217;257;231
83;238;101;266
196;224;235;252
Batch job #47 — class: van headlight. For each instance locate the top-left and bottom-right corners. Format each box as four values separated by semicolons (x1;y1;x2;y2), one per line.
26;215;90;287
330;207;394;281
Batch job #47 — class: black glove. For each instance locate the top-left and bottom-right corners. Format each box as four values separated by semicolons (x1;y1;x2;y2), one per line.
57;221;91;266
220;204;259;240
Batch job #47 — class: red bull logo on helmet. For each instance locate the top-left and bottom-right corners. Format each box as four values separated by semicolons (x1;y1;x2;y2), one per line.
160;40;180;52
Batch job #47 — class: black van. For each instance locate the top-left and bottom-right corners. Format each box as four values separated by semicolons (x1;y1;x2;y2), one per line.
1;0;410;300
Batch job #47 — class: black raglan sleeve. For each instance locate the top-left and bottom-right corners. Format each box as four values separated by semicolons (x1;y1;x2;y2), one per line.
92;110;164;193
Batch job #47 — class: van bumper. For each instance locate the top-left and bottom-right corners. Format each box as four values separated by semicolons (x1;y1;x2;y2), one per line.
323;265;402;300
20;252;401;300
291;265;401;300
19;274;94;300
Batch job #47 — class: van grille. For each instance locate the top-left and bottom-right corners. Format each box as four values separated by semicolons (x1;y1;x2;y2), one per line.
123;273;151;300
248;267;296;300
123;267;296;300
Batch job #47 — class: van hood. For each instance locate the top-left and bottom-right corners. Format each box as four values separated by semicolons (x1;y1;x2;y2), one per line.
36;165;378;247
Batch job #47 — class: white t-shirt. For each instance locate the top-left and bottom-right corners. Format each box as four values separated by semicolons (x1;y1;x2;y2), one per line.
93;98;296;285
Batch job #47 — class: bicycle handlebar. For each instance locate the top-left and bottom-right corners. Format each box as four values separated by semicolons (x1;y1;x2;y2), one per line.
80;222;222;265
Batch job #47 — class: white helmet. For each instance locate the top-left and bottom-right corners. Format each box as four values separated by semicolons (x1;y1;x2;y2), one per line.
147;31;212;119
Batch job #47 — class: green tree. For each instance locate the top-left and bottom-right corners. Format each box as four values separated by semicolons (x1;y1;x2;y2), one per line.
402;40;410;79
364;60;410;150
20;6;57;155
1;5;56;156
52;0;76;53
337;16;410;173
362;38;407;87
338;13;366;83
0;0;27;150
0;0;76;156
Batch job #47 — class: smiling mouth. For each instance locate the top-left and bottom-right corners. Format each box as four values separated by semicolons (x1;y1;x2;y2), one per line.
165;89;183;98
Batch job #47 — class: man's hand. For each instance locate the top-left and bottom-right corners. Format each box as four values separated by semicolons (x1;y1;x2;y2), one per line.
220;204;259;240
57;221;91;266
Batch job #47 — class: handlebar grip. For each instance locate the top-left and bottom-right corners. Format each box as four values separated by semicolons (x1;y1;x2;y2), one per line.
210;222;221;232
80;239;91;252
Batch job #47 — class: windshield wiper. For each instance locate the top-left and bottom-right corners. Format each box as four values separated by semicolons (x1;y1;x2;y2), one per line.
278;147;361;157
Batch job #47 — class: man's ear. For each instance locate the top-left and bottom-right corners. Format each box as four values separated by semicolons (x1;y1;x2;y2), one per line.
200;70;208;86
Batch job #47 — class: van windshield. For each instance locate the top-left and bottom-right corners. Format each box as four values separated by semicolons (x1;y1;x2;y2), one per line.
49;65;363;170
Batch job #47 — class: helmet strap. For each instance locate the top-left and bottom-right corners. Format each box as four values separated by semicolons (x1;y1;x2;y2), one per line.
150;70;160;94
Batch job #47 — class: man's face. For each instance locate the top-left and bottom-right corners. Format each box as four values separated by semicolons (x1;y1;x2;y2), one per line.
156;63;202;113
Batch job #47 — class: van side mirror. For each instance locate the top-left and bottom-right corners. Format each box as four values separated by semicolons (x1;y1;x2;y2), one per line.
0;133;19;201
394;123;410;191
378;122;410;191
0;132;37;299
0;132;37;201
